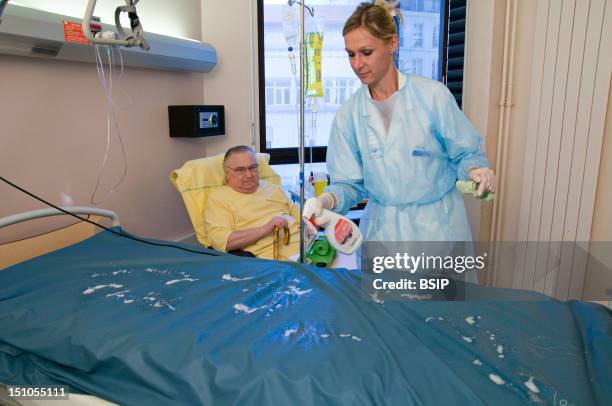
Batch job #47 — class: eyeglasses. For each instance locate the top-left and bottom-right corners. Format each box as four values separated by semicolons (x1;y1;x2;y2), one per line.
226;163;259;175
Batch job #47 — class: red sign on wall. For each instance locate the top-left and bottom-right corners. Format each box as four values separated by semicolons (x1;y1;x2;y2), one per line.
63;21;89;45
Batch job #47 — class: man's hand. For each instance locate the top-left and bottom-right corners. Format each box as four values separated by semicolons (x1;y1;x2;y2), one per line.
263;216;289;235
226;216;289;251
468;167;496;197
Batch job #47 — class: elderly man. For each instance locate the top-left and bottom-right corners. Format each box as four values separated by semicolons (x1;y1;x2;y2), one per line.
204;146;300;260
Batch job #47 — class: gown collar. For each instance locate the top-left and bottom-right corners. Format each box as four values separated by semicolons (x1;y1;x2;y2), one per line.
362;70;412;116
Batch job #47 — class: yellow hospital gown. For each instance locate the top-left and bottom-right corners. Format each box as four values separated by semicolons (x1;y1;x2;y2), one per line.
204;181;301;260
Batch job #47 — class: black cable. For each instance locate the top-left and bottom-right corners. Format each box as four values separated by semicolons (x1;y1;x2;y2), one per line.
0;175;222;257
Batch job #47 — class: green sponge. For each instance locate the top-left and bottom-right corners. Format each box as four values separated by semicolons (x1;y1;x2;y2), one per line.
456;180;495;201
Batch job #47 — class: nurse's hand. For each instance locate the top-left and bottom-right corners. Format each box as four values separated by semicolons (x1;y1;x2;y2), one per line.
469;168;496;197
302;193;336;220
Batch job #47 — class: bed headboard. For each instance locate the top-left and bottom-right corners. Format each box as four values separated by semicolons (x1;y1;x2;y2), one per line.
0;207;120;270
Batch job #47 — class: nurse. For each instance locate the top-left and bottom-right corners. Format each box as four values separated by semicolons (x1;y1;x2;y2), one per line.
303;0;495;242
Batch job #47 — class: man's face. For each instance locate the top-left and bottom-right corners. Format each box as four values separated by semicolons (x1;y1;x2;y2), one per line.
224;151;260;194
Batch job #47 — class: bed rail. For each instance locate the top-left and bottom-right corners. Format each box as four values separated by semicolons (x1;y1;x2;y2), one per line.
0;207;120;229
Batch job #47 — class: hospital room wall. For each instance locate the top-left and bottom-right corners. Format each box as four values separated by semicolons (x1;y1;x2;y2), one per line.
0;0;205;242
464;0;538;243
200;0;259;156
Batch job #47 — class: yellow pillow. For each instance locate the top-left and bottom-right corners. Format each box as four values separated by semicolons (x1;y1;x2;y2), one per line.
169;153;281;246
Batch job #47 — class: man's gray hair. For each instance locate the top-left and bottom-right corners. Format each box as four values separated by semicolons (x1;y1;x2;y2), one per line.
223;145;255;167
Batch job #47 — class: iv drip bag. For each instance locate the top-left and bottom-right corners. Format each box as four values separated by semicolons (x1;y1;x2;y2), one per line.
304;16;324;98
282;5;298;50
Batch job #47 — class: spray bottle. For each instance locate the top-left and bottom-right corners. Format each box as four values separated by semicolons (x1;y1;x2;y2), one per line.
305;209;362;255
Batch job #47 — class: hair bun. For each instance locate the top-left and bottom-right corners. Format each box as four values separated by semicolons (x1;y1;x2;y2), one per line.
372;0;402;23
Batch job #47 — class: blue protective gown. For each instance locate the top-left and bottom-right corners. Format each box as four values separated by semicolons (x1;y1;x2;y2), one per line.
326;72;489;242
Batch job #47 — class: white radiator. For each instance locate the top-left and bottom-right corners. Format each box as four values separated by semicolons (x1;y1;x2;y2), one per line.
515;0;611;299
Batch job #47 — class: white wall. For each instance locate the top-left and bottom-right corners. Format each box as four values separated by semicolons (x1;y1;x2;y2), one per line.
462;0;503;241
201;0;259;155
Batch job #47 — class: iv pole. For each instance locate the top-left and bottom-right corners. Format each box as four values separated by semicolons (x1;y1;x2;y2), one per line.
298;1;305;263
287;0;314;263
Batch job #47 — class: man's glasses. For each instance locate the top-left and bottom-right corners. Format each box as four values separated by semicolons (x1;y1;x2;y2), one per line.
226;163;259;175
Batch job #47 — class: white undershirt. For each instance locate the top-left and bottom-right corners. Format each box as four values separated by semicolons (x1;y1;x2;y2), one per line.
371;93;399;133
367;71;407;135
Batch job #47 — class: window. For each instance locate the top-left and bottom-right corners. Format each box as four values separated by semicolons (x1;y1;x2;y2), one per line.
432;23;439;48
431;59;438;80
265;79;292;106
324;78;359;106
425;0;440;12
266;127;273;149
411;59;423;76
407;0;425;11
412;22;424;48
258;0;447;164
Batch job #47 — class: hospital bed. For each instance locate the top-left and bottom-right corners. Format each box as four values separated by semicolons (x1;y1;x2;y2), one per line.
0;208;610;406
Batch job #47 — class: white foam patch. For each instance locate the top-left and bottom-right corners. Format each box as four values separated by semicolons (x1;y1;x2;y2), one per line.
370;292;384;304
465;316;476;325
222;274;254;282
123;299;134;304
400;293;432;300
82;283;123;295
489;373;505;385
106;290;130;298
287;285;312;296
165;278;198;285
477;316;482;320
489;334;496;341
233;303;268;314
284;329;298;337
462;336;474;343
153;301;176;311
242;288;249;292
497;345;504;354
473;359;482;366
292;278;300;283
339;334;351;338
425;317;434;322
351;336;362;341
112;270;131;275
320;334;330;338
498;355;505;358
437;317;444;320
524;376;539;393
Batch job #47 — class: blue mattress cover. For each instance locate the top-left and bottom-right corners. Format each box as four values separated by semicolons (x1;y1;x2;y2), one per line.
0;228;610;405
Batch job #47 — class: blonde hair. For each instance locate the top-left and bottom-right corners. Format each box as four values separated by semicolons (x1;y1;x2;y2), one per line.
342;0;403;40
